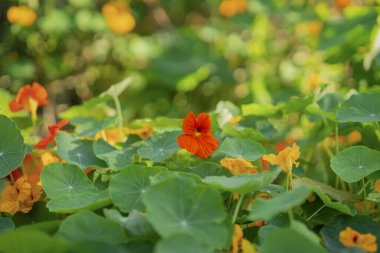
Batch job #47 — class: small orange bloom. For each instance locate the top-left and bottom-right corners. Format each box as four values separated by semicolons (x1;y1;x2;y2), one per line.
124;125;154;140
95;128;126;145
231;224;256;253
177;112;219;158
7;6;37;26
339;227;377;253
221;158;258;175
375;180;380;193
0;177;43;215
219;0;248;18
262;143;300;173
334;0;351;9
35;120;68;149
102;2;136;35
347;130;362;144
9;82;48;122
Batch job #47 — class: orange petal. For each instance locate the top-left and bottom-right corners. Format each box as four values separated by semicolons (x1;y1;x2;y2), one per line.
194;134;218;158
196;112;211;133
31;82;49;106
177;134;199;154
182;112;197;135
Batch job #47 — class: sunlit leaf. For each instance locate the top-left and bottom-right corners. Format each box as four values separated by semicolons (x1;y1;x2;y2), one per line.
219;137;270;161
336;93;380;122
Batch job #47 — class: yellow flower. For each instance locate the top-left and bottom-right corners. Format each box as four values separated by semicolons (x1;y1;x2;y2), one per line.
7;6;37;26
262;143;300;173
339;227;378;253
375;180;380;193
102;2;135;35
124;125;154;140
95;128;126;145
40;152;60;167
0;177;42;215
220;158;258;176
231;224;257;253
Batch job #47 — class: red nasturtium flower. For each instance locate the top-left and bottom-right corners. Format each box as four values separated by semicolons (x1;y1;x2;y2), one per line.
9;82;49;122
35;120;69;149
177;112;219;158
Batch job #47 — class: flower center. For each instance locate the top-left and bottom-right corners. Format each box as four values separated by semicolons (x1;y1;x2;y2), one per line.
194;129;202;137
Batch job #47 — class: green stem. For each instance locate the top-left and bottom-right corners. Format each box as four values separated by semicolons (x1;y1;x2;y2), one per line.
286;173;289;191
357;180;371;196
307;204;326;221
232;194;245;224
113;96;123;129
335;124;339;154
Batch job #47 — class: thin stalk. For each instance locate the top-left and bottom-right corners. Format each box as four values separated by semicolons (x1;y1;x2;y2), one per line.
335;124;339;154
113;96;123;129
232;194;245;224
357;180;371;196
307;204;326;221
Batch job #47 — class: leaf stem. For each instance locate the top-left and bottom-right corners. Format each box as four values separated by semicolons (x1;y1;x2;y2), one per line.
232;194;245;224
307;204;326;221
357;180;370;196
113;96;123;129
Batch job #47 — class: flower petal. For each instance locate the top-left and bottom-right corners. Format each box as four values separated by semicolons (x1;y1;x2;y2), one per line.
194;134;218;158
177;134;199;154
182;112;197;135
196;112;211;133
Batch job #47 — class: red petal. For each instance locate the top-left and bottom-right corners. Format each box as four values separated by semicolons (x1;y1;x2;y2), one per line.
35;135;54;149
31;82;49;106
194;133;219;158
182;112;196;135
196;112;211;133
177;134;199;154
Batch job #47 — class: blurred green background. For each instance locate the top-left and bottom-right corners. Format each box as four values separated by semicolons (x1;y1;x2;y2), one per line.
1;0;380;120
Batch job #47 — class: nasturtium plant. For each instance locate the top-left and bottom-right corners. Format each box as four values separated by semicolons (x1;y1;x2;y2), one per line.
219;137;270;161
93;139;135;170
336;93;380;122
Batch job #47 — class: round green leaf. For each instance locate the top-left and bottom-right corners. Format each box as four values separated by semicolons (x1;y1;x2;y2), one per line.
143;177;228;249
321;215;380;253
260;226;326;253
330;146;380;183
93;139;135;171
202;169;280;194
336;93;380;122
56;211;127;244
109;165;166;212
41;163;110;213
249;185;312;221
56;133;107;170
187;162;232;178
0;115;26;178
0;230;69;253
155;234;213;253
137;131;181;162
219;137;269;161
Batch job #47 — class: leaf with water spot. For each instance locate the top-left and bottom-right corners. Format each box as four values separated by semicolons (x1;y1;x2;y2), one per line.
142;177;229;249
219;137;270;161
0;115;26;178
109;165;166;212
137;131;181;162
330;146;380;183
56;133;107;170
40;163;110;213
336;93;380;122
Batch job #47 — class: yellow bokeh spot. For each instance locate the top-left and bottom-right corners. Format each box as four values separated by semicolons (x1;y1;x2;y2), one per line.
7;6;37;27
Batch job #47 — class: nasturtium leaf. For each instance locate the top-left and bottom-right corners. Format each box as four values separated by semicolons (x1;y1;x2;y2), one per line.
102;77;132;97
187;162;232;178
56;211;127;244
312;186;356;216
69;241;126;253
280;95;314;114
330;146;380;183
249;185;312;221
41;163;110;213
143;177;229;249
93;139;135;170
260;226;326;253
56;133;107;170
367;192;380;203
0;218;14;234
202;169;280;194
71;117;115;137
219;137;269;161
0;230;69;253
336;93;380;122
0;115;26;178
242;103;280;117
222;123;267;142
150;170;201;185
321;215;380;253
137;131;181;162
155;234;212;253
59;96;112;120
109;165;166;212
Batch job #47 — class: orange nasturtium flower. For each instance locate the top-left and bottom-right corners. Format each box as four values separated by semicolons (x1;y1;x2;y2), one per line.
7;6;37;26
219;0;248;18
35;120;69;149
95;128;126;145
262;143;300;173
231;224;256;253
177;112;219;159
9;82;48;122
0;177;43;215
339;227;378;253
102;2;136;35
221;158;258;175
375;180;380;193
124;125;154;140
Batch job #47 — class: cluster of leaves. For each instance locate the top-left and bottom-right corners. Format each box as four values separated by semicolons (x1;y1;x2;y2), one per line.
0;79;379;253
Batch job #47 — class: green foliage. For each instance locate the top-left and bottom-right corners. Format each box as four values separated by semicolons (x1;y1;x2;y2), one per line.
337;93;380;122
